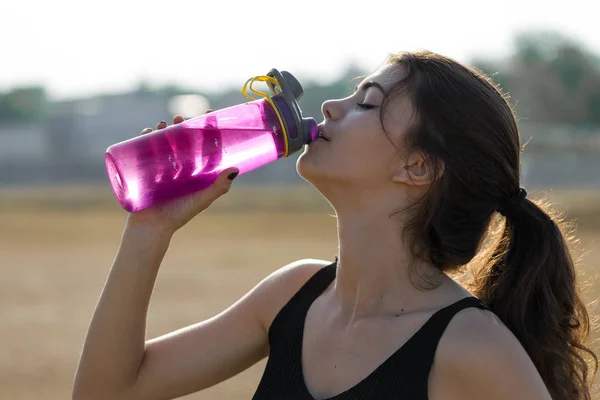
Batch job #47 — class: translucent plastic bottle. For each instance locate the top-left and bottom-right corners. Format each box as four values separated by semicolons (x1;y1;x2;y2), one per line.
105;69;319;212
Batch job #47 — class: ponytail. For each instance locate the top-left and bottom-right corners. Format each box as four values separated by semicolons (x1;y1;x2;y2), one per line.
382;50;597;400
474;190;597;399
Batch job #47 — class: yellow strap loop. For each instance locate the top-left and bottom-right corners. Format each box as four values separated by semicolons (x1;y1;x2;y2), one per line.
242;75;290;157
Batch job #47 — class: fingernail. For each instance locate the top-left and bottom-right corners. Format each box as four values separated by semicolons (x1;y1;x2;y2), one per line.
159;120;167;125
228;172;239;181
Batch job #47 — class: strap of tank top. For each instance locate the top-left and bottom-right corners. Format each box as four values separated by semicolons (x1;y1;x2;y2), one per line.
414;296;490;344
267;259;337;344
397;296;492;379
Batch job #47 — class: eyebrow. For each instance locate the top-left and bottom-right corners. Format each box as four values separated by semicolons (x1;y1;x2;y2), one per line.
354;80;387;95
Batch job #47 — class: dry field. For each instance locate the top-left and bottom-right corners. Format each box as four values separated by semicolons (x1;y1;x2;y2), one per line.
1;185;599;399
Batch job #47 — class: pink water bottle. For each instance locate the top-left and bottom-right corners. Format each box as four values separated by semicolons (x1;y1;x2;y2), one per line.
105;69;319;212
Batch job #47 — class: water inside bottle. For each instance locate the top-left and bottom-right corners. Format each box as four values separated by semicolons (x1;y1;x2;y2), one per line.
107;123;286;212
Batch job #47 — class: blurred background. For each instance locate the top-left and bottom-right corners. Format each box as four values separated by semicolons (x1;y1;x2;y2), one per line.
1;0;600;398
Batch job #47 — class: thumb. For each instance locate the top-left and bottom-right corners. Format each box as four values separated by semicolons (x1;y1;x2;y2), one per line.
189;167;240;209
213;167;240;194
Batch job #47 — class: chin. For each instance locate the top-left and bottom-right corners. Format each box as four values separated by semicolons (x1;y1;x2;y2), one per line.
296;152;340;202
296;150;321;184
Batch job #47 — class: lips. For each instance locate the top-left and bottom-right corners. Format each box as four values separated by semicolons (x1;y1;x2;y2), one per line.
317;125;330;141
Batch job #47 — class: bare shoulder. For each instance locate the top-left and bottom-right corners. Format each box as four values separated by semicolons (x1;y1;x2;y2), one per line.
254;259;333;332
429;304;552;400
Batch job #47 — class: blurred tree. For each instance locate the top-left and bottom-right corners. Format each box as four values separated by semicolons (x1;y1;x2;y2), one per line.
473;29;600;125
158;83;188;97
135;79;153;94
0;86;47;122
2;32;596;129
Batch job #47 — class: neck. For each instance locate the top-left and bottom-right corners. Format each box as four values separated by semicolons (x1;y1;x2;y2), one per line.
332;207;448;323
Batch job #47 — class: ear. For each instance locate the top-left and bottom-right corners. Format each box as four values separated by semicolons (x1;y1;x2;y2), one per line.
392;151;443;187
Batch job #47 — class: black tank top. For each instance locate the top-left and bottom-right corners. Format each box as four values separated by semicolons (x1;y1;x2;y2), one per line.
251;260;491;399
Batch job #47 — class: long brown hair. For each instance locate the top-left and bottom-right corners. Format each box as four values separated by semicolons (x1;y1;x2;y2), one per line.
382;50;597;399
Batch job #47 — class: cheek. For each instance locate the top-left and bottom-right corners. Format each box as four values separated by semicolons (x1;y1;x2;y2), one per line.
321;135;398;185
341;138;395;174
339;115;398;171
297;115;400;186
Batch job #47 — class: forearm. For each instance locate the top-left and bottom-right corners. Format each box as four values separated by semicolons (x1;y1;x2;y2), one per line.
74;224;172;396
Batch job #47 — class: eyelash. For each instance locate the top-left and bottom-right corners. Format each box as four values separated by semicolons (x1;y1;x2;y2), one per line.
357;103;377;110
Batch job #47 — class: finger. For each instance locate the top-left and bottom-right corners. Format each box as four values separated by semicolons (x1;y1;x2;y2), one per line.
172;115;185;124
156;120;168;130
190;167;239;208
219;167;240;184
210;167;240;193
140;127;153;135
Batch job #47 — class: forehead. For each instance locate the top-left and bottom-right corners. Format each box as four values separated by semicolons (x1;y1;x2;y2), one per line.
358;64;407;93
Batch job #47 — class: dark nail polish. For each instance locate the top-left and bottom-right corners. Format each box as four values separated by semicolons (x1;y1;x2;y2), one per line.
228;172;239;181
159;120;167;125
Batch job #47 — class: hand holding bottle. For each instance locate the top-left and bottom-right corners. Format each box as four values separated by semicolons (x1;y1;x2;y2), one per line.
126;115;239;237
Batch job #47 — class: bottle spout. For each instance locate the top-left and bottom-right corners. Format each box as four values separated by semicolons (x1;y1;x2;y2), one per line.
303;118;319;143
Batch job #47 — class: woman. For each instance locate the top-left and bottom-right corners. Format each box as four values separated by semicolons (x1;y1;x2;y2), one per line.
73;50;597;399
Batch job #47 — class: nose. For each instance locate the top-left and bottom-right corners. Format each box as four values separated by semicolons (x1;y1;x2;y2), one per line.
321;99;341;121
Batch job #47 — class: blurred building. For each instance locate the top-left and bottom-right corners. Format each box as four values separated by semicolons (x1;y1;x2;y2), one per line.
0;91;172;185
0;91;599;188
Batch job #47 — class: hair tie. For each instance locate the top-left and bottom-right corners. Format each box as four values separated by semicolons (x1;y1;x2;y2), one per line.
498;188;527;218
514;188;527;202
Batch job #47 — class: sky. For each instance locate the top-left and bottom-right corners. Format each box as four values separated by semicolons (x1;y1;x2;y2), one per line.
1;0;598;100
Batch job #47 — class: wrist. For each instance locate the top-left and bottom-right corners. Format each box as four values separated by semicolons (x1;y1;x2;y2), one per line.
117;221;172;272
124;217;175;245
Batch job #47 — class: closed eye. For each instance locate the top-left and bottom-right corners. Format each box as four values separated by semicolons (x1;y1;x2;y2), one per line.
357;103;378;110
